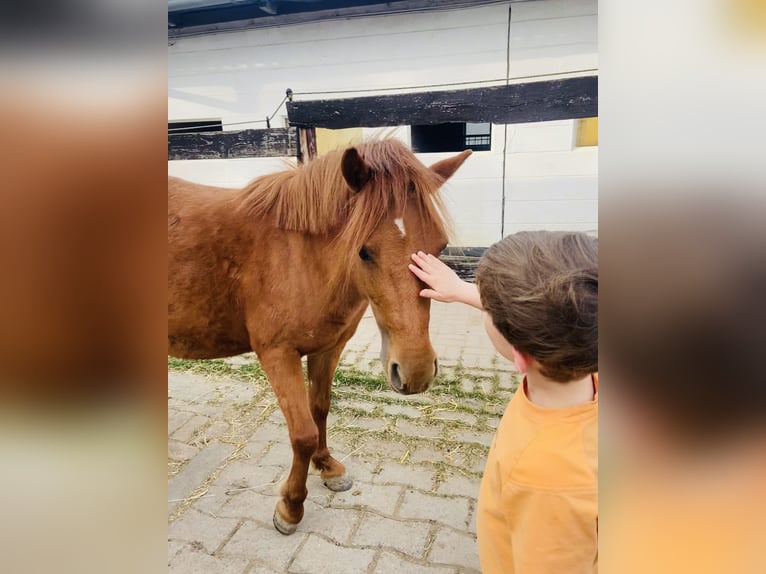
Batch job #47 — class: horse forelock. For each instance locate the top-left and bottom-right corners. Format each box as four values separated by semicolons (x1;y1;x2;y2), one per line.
238;138;451;249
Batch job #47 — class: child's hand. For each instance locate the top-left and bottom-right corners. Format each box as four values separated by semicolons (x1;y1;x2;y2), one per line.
409;251;469;303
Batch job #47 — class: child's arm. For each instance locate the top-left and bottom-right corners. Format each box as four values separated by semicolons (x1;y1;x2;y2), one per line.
409;251;483;310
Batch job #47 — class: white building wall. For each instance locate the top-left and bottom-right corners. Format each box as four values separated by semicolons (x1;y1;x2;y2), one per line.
168;0;598;246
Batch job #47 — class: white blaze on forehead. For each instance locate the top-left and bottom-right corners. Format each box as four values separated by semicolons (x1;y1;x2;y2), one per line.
393;217;406;237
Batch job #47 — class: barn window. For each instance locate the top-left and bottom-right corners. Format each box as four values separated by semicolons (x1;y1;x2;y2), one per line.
411;122;491;153
576;117;598;147
168;119;223;134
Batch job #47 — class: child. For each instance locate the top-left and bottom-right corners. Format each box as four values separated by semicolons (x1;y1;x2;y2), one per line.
409;231;598;574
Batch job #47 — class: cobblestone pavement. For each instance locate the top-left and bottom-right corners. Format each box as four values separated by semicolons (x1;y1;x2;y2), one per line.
168;302;519;573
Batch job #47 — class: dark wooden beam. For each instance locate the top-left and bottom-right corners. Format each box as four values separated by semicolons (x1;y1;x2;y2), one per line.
168;127;297;160
286;76;597;129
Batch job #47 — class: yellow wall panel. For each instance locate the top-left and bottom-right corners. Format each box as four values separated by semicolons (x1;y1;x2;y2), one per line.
316;128;364;155
576;117;598;147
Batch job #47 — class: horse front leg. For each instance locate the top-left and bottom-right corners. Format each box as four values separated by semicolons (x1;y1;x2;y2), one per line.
258;348;317;535
308;345;353;492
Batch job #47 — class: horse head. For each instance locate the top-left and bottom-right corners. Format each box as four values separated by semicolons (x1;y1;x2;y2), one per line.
340;141;471;394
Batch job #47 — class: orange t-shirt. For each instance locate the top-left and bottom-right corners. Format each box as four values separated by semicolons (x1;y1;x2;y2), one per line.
477;375;598;574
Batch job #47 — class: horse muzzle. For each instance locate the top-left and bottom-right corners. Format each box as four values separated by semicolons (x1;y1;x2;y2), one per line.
387;357;439;395
378;324;438;394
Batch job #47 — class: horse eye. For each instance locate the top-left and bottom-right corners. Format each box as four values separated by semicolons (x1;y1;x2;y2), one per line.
359;246;373;262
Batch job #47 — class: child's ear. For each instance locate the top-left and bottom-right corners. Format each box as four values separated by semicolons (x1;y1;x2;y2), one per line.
511;347;532;374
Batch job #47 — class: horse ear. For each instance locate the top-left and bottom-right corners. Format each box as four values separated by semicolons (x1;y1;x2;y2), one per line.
430;149;472;181
341;147;372;192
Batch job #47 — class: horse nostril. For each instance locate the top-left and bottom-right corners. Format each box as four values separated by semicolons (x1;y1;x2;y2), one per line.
434;358;439;377
390;362;404;391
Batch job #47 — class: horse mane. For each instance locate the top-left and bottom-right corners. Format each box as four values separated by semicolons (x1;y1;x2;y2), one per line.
237;139;452;252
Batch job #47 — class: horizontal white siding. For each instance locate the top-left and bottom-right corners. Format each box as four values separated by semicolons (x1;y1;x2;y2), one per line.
168;157;296;188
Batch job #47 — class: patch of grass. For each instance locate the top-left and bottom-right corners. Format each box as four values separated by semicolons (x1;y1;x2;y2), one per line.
168;356;267;383
332;366;387;392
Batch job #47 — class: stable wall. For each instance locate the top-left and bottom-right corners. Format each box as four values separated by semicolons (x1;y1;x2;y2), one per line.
168;0;598;246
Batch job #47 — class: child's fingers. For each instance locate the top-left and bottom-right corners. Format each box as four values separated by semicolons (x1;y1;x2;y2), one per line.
411;252;433;271
408;263;430;283
413;251;438;270
419;288;440;299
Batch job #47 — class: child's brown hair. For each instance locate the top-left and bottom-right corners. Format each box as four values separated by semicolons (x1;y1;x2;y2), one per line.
476;231;598;382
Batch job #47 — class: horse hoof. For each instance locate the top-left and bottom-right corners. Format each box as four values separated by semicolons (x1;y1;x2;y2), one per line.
273;509;298;535
323;474;353;492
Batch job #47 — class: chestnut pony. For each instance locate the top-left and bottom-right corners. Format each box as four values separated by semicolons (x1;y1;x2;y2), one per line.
168;140;471;534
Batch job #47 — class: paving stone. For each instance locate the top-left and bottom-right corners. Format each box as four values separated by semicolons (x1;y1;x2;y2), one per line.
222;521;307;572
373;462;435;491
373;551;456;574
437;474;480;499
168;439;200;462
460;379;476;393
353;513;431;557
218;491;283;521
347;416;388;431
216;381;258;402
381;404;423;418
305;472;337;506
357;438;409;460
168;410;195;435
432;411;477;426
470;457;488;474
341;456;380;483
268;410;286;424
476;354;498;369
169;547;249;574
199;420;232;440
213;459;284;493
497;371;519;390
223;354;252;366
168;371;217;401
466;501;477;535
258;442;293;468
336;399;377;413
289;534;377;574
332;481;402;516
243;439;271;461
168;443;236;514
248;564;282;574
248;422;289;444
299;501;361;544
428;528;480;571
408;447;450;465
370;391;433;405
172;414;210;442
167;539;186;564
458;398;486;410
398;490;471;531
175;401;226;417
485;401;507;416
168;509;240;553
452;430;494;448
190;483;230;515
394;418;444;439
